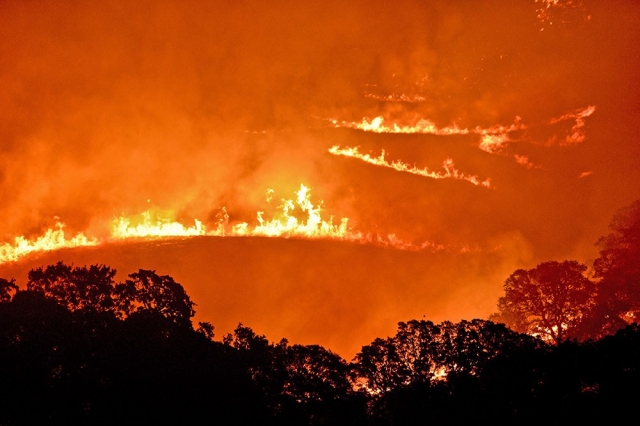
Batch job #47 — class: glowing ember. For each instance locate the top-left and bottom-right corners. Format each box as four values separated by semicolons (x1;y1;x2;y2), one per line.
328;146;492;188
535;0;590;30
0;223;97;263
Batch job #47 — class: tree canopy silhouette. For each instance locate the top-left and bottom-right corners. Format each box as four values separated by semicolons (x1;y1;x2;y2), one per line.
591;199;640;333
3;261;640;424
115;269;195;327
222;323;364;424
27;262;118;314
26;261;195;326
0;278;18;303
491;260;595;344
351;319;539;396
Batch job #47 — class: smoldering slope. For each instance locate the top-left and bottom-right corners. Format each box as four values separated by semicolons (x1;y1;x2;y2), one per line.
1;1;640;356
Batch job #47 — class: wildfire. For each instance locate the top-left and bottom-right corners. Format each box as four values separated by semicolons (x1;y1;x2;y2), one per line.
328;145;492;188
326;105;595;169
112;211;207;238
330;116;469;136
0;185;478;265
0;223;97;263
110;185;350;241
249;185;350;238
0;106;595;265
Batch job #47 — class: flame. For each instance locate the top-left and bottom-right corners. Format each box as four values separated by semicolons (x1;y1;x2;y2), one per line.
110;184;473;251
112;211;207;238
0;184;481;265
233;184;350;239
514;155;543;170
107;185;351;241
326;105;595;170
550;105;596;145
478;133;511;155
0;223;97;263
331;116;469;136
328;145;492;188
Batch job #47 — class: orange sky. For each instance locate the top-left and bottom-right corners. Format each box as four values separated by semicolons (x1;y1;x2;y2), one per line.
1;0;639;357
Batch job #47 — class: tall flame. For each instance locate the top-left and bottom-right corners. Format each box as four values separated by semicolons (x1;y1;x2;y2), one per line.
250;185;350;238
0;223;97;263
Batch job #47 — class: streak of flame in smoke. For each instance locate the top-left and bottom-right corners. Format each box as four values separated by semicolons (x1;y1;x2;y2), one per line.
326;105;595;169
328;146;492;188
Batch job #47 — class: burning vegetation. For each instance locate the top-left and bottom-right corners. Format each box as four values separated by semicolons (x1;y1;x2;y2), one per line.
1;0;639;422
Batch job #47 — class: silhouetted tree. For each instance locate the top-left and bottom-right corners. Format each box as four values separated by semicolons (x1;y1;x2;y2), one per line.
196;321;215;340
0;277;18;303
351;321;441;396
115;269;195;327
352;319;541;424
223;324;366;424
27;263;196;328
436;319;542;376
0;290;88;424
1;268;270;425
223;323;270;351
8;259;640;424
27;262;118;314
351;319;538;401
491;260;595;344
278;344;359;423
590;199;640;334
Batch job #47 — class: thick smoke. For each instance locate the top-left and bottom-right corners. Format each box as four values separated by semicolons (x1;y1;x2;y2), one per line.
1;0;639;355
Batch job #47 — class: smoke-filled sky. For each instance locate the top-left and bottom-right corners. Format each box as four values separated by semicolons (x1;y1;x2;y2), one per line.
1;0;639;356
